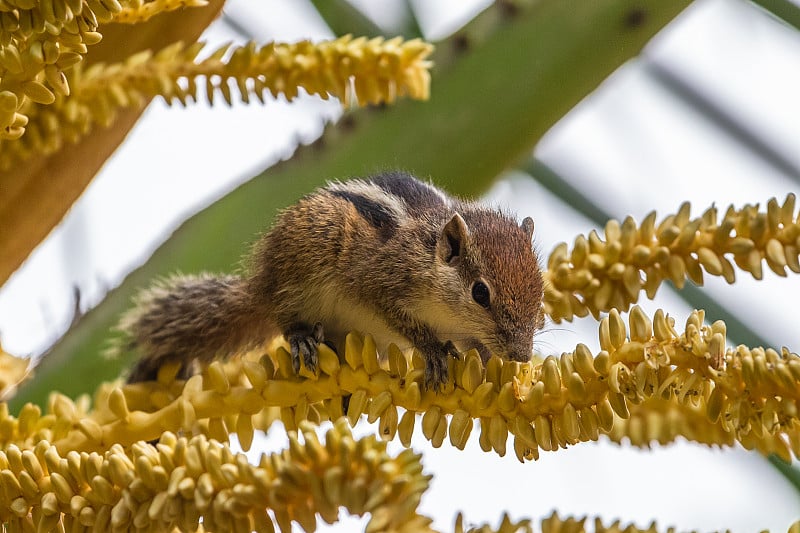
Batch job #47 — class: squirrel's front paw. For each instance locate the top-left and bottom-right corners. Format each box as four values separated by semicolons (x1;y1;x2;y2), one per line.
286;322;324;374
423;340;458;392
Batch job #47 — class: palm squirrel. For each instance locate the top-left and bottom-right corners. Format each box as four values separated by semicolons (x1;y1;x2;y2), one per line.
119;171;545;390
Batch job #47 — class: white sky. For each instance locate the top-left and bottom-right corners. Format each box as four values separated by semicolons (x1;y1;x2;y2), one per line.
1;0;799;531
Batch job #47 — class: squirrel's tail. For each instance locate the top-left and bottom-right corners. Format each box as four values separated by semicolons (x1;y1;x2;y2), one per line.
117;274;274;383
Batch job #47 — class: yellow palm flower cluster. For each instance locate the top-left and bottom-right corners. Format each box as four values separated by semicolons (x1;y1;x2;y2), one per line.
544;194;800;321
454;512;531;533
112;0;208;24
535;513;800;533
0;418;433;532
1;305;797;469
0;34;433;169
0;0;195;141
456;511;800;533
0;344;30;401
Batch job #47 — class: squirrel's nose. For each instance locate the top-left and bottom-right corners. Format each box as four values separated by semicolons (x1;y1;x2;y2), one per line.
504;333;533;362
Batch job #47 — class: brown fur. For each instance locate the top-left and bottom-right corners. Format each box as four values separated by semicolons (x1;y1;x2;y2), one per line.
120;275;275;382
119;172;544;389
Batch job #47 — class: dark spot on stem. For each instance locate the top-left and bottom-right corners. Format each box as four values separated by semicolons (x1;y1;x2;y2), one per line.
452;34;469;54
339;114;357;132
498;0;520;18
624;8;647;29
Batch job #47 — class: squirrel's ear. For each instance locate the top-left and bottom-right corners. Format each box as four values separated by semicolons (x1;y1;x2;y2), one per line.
521;217;535;241
438;213;470;264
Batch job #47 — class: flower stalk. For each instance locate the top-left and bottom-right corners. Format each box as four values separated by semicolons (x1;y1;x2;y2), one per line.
544;194;800;321
112;0;209;23
0;34;433;169
0;418;433;532
455;511;800;533
1;306;797;469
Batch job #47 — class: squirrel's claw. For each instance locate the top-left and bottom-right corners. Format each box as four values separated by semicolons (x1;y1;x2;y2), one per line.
287;322;325;374
424;356;447;391
422;341;458;392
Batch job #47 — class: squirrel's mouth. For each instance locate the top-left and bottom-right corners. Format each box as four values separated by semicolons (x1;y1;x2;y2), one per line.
492;333;534;363
450;336;533;364
451;337;493;363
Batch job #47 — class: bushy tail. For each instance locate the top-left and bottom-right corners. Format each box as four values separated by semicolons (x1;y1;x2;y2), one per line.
117;274;273;383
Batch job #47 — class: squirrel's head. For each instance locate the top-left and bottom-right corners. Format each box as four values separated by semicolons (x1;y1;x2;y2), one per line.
433;210;544;363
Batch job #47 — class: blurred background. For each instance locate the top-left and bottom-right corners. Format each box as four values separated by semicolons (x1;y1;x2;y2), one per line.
1;0;800;530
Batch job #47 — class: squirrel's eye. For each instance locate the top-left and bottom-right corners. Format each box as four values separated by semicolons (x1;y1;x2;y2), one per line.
471;281;491;309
